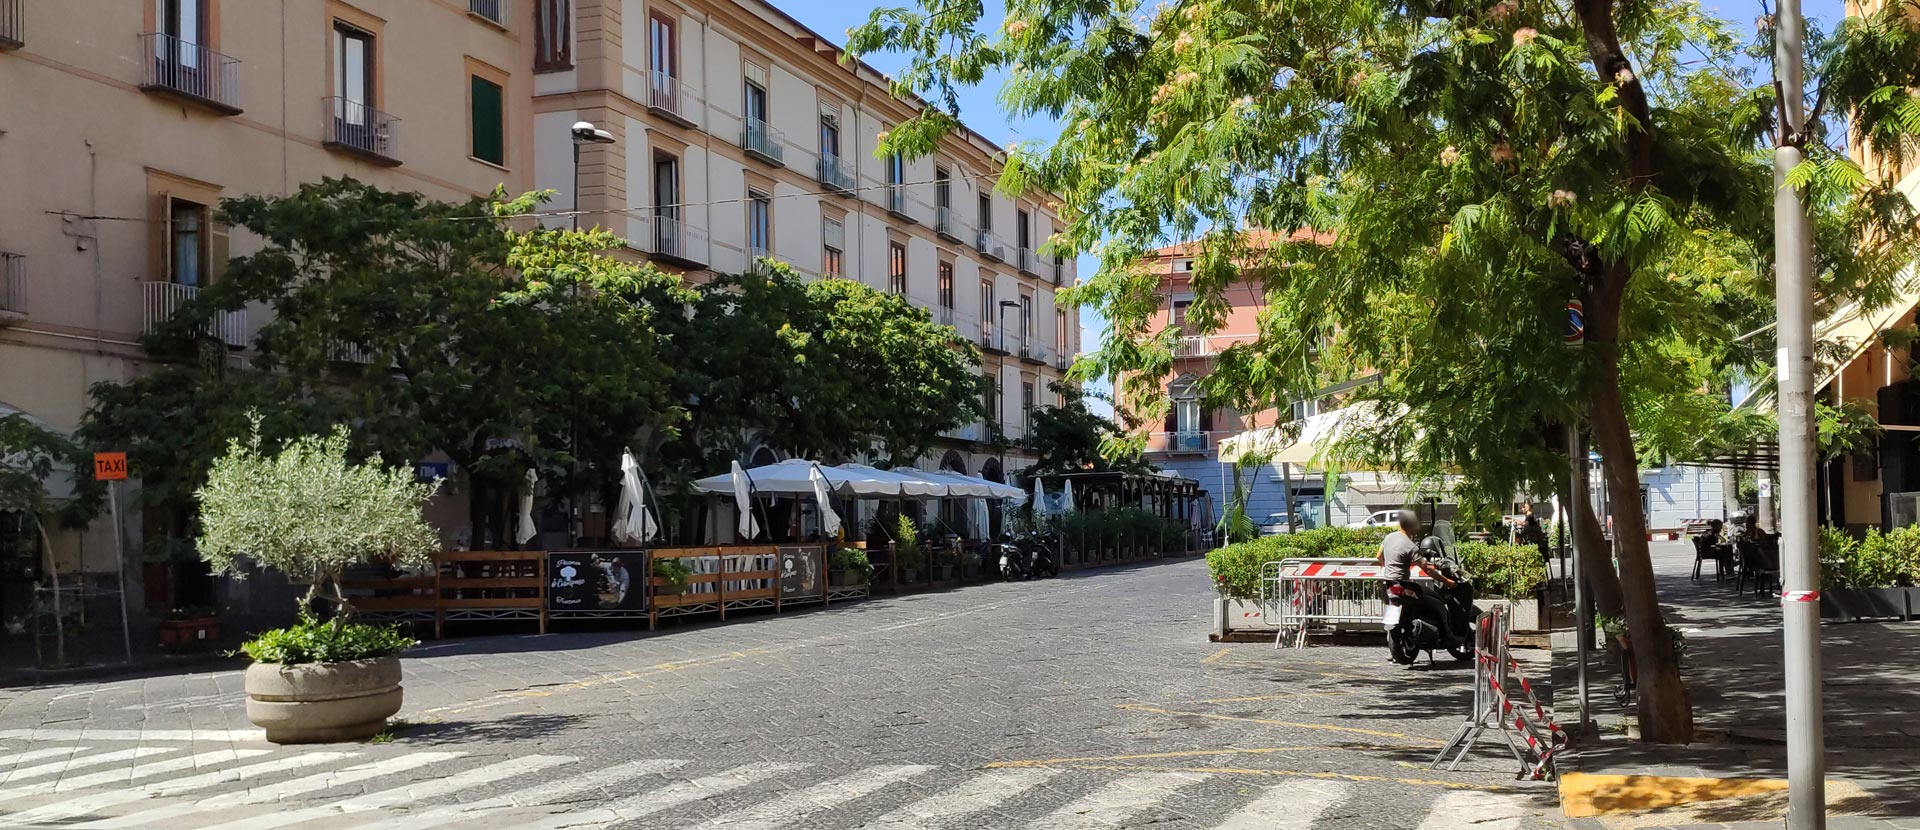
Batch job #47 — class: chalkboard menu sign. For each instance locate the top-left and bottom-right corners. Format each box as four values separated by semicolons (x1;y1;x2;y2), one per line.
548;551;648;614
778;546;824;600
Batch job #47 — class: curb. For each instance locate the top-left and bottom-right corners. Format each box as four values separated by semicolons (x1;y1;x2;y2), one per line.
1557;772;1787;818
0;652;242;687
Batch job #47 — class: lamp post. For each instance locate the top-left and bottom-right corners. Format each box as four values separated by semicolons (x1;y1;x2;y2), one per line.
565;121;615;546
570;121;615;232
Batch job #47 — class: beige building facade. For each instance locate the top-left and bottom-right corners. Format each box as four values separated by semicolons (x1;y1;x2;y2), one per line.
526;0;1078;486
0;0;535;621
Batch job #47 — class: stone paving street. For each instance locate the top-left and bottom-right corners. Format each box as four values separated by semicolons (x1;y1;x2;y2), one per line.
0;558;1558;829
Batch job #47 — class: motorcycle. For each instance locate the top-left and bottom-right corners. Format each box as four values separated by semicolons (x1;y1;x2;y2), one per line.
1383;521;1480;665
990;534;1030;581
1018;529;1060;579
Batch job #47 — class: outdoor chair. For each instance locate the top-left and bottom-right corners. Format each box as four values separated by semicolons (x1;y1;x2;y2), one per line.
1690;535;1728;581
1735;539;1781;597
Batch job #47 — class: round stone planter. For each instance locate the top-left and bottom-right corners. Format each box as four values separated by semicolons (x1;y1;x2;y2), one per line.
245;656;403;744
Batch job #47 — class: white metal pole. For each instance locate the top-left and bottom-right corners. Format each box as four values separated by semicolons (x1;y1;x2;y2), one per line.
1773;1;1826;824
110;481;132;662
1567;425;1591;735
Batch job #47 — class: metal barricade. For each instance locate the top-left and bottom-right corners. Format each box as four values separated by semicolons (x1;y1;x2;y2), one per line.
1263;558;1433;649
1431;605;1566;780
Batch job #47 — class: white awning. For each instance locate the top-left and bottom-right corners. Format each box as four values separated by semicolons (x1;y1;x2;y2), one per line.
690;459;1023;500
1217;403;1388;468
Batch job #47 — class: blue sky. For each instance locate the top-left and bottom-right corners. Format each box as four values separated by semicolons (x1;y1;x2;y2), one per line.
782;0;1846;410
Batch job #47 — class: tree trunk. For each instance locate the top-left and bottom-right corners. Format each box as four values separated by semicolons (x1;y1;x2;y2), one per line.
1573;493;1625;619
1585;297;1694;744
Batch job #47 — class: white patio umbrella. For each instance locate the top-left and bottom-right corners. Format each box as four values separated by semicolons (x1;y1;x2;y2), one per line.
809;463;843;537
515;468;539;546
731;460;761;540
1031;476;1048;516
612;450;658;544
968;497;989;538
1062;478;1077;514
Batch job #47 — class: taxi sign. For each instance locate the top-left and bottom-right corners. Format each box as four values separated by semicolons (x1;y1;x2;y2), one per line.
93;452;129;481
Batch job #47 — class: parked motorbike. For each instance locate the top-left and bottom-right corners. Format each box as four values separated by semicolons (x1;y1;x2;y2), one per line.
1020;530;1060;579
1383;522;1479;665
991;534;1030;581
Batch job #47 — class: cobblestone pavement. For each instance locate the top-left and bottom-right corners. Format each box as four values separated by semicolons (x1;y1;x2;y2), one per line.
0;558;1560;828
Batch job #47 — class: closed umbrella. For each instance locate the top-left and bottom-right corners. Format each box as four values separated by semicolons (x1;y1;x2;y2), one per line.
731;460;761;540
516;469;539;546
613;451;658;544
1031;476;1047;516
809;464;843;538
1062;478;1077;513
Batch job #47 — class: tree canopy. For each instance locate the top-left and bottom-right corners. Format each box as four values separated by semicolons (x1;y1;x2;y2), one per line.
850;0;1920;742
1020;381;1151;479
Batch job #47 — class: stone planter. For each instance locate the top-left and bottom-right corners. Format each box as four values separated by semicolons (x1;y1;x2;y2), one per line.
1820;588;1909;622
245;657;403;744
1478;597;1542;631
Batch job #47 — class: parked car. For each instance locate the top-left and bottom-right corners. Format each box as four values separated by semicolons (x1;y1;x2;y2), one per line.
1346;509;1399;529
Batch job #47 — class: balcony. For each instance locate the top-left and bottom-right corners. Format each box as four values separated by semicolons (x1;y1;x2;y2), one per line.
139;33;243;115
468;0;509;27
322;97;402;166
646;71;696;127
974;230;1007;263
1173;335;1210;357
1053;350;1073;372
1165;431;1209;453
1;0;22;49
979;328;1008;355
1019;341;1050;367
741;116;785;167
934;206;966;243
1016;247;1042;278
937;306;955;327
0;252;22;323
646;212;710;269
143;282;247;348
817;155;857;196
885;185;919;224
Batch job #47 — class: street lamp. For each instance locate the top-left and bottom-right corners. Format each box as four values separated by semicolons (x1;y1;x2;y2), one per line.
570;121;616;231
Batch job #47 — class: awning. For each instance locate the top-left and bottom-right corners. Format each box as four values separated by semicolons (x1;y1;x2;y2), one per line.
920;469;1026;501
1216;403;1389;468
1735;282;1920;410
691;459;1024;501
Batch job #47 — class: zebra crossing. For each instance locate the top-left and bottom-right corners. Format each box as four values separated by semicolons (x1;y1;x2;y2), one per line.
0;739;1550;829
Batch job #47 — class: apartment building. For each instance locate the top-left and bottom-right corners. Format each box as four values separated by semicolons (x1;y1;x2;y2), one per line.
525;0;1078;485
0;0;535;622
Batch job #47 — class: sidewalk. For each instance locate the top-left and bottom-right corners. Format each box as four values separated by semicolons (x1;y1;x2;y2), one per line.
1550;542;1920;829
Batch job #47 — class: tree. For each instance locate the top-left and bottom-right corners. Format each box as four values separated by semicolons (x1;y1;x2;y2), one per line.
1021;382;1151;479
197;420;440;623
851;1;1920;742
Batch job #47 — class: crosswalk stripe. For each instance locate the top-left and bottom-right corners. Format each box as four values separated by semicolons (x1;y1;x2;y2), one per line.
0;751;353;825
1412;791;1530;830
0;749;267;802
685;764;936;830
190;754;576;830
0;729;265;743
0;747;95;770
496;761;810;830
1027;771;1207;829
0;748;174;787
71;752;463;829
347;758;691;830
858;768;1062;829
1211;780;1353;830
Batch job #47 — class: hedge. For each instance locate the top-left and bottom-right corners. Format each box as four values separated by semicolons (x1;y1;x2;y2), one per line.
1452;541;1547;600
1818;526;1920;589
1205;529;1545;600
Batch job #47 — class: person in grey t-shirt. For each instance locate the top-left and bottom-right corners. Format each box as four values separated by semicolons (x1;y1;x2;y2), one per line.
1378;509;1457;637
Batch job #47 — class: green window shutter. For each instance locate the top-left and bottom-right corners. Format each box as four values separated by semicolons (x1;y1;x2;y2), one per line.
471;76;505;165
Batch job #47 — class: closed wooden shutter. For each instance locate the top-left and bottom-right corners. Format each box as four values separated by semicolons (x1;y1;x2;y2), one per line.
534;0;571;72
471;75;505;165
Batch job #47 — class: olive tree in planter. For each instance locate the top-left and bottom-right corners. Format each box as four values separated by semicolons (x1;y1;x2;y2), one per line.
197;423;440;744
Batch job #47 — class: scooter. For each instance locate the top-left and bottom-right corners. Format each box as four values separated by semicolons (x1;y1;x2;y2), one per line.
1019;529;1060;579
992;534;1031;581
1383;523;1479;665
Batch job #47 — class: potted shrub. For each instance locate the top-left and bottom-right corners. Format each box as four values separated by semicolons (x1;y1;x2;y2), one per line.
197;423;440;744
158;606;222;651
830;547;872;587
893;515;925;582
652;558;693;596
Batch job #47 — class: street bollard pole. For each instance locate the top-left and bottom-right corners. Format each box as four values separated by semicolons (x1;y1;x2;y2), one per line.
1566;424;1590;736
1774;1;1826;826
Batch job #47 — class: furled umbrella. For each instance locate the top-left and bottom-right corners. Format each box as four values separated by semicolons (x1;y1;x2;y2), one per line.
809;463;843;538
1031;475;1047;517
516;468;539;546
731;460;761;541
1062;478;1077;513
613;450;659;545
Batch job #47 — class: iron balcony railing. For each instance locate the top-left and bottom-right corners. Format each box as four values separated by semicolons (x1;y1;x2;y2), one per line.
1016;247;1042;277
468;0;508;26
974;230;1007;263
817;155;857;194
0;252;23;317
143;282;247;348
1174;335;1209;357
1053;350;1073;371
650;212;711;267
934;205;966;240
0;0;23;49
741;116;785;166
886;185;909;216
647;71;695;124
323;97;402;165
139;32;243;114
937;306;955;326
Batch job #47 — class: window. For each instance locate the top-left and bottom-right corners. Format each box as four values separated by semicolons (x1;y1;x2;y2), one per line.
1022;381;1035;430
1172;299;1191;332
1291;398;1321;421
978;193;992;232
747;190;772;258
167;197;209;287
534;0;571;71
889;242;907;294
1175;398;1199;435
938;262;954;309
648;12;676;78
1017;209;1031;250
1020;292;1033;340
1174;257;1194;272
935;167;951;210
980;281;994;339
1056;308;1068;351
743;67;768;127
822;217;844;277
156;0;204;64
984;379;1000;427
470;75;505;165
653;153;680;252
334;23;375;115
886;154;905;188
820;112;841;160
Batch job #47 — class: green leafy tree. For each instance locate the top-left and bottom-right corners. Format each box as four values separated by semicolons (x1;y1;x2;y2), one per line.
0;414;104;532
1021;382;1151;478
851;0;1920;742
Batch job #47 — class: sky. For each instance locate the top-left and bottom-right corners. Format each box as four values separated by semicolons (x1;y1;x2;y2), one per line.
774;0;1849;411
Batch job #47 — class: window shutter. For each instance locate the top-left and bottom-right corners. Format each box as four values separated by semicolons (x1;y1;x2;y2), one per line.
745;62;768;88
471;76;505;165
822;218;843;250
156;191;173;283
208;220;230;285
1200;407;1214;433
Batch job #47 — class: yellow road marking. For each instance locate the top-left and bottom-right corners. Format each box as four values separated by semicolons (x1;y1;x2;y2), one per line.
1036;763;1517;793
1180;692;1352;704
1115;704;1445;746
985;746;1411;768
425;649;767;716
1201;647;1233;664
1559;772;1789;818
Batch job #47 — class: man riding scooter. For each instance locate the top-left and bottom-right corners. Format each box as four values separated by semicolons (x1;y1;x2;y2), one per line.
1376;509;1460;643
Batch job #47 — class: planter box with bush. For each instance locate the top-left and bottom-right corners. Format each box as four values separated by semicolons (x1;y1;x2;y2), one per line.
1817;526;1920;623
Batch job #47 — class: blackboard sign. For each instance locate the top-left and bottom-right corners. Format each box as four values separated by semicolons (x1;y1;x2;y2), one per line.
778;546;824;600
548;551;648;613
